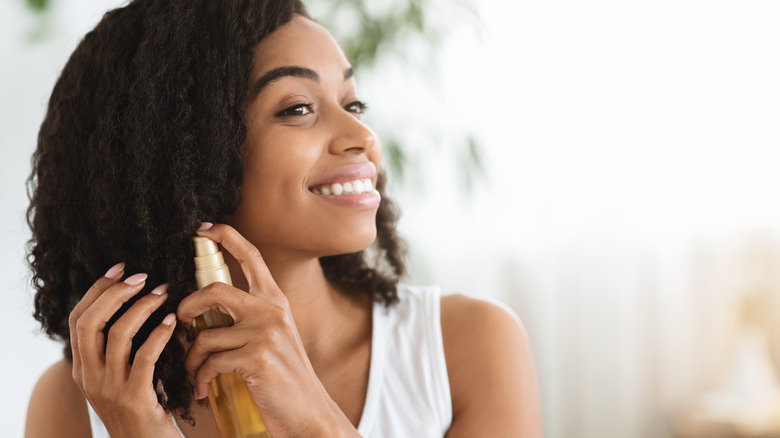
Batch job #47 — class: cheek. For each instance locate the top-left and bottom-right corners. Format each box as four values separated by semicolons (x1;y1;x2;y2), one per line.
233;131;320;236
242;130;321;191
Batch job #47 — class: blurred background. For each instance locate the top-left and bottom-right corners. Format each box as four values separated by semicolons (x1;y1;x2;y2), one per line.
3;0;780;437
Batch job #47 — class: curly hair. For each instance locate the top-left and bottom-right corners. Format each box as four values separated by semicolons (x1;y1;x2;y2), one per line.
27;0;405;421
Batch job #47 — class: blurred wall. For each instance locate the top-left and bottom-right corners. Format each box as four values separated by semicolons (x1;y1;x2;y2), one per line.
396;1;780;437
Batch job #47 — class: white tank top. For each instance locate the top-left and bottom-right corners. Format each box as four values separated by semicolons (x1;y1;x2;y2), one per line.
87;284;453;437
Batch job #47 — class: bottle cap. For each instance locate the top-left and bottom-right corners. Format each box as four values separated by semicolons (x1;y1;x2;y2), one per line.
193;236;219;257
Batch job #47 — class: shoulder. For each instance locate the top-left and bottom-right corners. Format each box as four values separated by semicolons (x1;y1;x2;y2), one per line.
439;294;530;373
26;359;91;438
440;294;542;438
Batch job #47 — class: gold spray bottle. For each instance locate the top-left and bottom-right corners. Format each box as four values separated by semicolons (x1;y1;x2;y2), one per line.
193;236;271;438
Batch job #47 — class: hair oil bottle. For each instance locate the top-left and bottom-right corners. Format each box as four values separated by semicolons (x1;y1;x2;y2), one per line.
193;236;271;438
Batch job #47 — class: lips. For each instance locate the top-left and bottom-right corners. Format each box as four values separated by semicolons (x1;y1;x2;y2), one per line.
307;162;377;192
311;178;374;195
307;162;381;210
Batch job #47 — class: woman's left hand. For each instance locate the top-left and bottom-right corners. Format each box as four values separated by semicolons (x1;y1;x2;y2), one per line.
177;223;357;438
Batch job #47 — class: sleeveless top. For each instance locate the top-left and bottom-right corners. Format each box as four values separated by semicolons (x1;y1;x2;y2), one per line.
87;284;453;437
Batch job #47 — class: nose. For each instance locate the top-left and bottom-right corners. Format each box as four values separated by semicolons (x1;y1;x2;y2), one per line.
327;107;377;155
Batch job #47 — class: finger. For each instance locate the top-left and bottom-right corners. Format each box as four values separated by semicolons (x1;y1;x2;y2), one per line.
195;223;273;295
127;313;177;390
177;282;249;327
183;325;249;380
77;273;148;370
69;262;125;383
192;349;254;400
105;284;169;376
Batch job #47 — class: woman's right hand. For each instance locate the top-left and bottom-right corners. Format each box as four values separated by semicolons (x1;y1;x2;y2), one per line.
68;262;181;438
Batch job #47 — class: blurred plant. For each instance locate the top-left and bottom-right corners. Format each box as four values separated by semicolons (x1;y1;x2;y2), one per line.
24;0;50;13
23;0;485;193
311;0;485;193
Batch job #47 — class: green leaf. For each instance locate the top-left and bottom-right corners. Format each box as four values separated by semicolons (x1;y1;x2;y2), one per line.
25;0;51;13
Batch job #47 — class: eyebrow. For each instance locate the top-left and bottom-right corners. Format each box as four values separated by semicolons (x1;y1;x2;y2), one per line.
251;66;355;98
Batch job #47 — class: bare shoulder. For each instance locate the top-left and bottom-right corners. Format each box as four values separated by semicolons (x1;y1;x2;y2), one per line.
26;358;91;438
440;294;542;438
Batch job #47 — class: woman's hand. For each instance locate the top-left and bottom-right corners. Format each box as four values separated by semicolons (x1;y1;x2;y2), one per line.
69;263;181;438
178;223;356;438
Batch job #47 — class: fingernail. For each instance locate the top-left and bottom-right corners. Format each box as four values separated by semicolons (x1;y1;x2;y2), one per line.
150;283;169;296
105;262;125;279
162;313;176;326
124;273;148;285
198;222;214;231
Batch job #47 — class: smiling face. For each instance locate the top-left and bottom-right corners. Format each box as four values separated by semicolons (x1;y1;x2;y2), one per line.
230;15;382;260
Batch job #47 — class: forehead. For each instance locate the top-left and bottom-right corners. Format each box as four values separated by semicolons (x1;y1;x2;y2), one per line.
252;15;350;76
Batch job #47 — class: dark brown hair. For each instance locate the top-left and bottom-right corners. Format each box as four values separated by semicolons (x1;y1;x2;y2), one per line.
27;0;405;420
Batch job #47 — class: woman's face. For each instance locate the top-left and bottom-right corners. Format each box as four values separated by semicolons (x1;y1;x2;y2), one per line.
230;15;382;259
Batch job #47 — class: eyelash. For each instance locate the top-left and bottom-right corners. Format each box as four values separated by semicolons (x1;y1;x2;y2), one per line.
275;100;369;118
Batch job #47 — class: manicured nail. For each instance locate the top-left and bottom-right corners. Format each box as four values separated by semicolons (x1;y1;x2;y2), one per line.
198;222;214;231
105;262;125;279
123;273;148;285
150;283;169;295
162;313;176;326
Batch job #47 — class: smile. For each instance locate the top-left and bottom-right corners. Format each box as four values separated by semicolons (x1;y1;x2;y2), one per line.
310;178;374;196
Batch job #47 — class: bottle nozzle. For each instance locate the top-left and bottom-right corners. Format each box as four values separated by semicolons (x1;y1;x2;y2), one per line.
193;236;231;286
194;236;219;257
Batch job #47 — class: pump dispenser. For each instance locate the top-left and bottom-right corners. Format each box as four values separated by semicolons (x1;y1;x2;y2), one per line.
193;236;271;438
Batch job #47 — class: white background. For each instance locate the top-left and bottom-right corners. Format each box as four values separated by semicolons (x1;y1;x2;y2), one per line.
3;1;780;437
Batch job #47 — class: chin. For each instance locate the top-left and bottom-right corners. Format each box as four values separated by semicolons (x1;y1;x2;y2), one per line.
320;227;377;257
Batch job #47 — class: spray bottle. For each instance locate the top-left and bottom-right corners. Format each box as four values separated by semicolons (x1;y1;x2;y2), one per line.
192;236;271;438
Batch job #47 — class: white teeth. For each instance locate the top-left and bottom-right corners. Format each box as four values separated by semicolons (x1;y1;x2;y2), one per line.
311;178;375;196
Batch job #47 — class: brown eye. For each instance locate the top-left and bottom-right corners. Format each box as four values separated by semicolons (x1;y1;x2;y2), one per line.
276;103;313;117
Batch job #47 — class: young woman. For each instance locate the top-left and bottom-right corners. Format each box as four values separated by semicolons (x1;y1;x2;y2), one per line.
24;1;541;436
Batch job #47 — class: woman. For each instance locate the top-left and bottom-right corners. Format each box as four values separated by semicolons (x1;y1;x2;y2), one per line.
24;0;541;436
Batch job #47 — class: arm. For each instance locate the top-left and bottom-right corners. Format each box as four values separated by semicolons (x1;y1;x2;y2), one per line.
24;359;92;438
441;294;542;438
25;359;91;438
28;264;180;438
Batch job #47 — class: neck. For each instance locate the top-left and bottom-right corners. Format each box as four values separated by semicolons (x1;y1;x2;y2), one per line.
223;247;368;360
